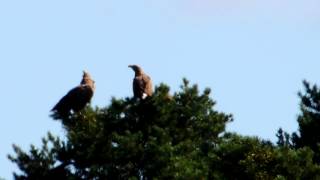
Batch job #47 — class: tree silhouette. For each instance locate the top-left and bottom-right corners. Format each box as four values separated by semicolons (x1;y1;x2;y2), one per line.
9;79;320;179
290;80;320;163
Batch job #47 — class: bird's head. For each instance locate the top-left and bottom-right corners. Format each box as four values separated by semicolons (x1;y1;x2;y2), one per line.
81;71;95;89
128;65;143;75
82;70;91;79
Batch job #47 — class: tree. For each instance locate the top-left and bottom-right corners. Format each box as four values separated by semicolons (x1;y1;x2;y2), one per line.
289;80;320;162
210;133;320;180
9;79;320;179
9;79;232;179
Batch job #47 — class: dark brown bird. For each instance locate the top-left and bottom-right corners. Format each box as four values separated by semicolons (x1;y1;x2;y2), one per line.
52;71;95;117
129;65;153;99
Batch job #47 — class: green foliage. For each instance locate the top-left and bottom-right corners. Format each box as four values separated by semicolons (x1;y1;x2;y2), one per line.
8;133;74;180
9;80;232;179
283;80;320;162
211;133;320;179
276;128;292;147
9;79;320;179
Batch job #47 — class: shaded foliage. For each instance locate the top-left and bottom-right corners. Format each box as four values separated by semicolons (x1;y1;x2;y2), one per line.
293;81;320;153
214;133;320;180
279;80;320;163
9;79;320;179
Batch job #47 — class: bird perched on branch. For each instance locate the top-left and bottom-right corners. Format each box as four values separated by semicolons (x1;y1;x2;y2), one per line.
52;71;95;118
128;65;153;99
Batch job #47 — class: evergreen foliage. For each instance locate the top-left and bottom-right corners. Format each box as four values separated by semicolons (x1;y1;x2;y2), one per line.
8;79;320;179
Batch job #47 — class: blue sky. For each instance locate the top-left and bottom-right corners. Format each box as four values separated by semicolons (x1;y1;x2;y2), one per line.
1;0;320;179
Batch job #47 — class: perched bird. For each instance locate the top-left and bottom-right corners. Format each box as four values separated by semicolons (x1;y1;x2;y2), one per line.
52;71;95;118
128;65;153;99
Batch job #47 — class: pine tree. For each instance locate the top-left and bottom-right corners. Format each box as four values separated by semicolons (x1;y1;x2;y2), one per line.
291;80;320;162
9;79;232;179
216;133;320;180
9;79;320;179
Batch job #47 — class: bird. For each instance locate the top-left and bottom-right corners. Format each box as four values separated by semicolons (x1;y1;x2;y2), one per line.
51;71;95;118
128;65;153;99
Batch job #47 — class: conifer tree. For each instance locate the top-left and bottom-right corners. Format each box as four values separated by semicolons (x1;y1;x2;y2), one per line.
9;79;320;179
9;79;232;179
291;80;320;162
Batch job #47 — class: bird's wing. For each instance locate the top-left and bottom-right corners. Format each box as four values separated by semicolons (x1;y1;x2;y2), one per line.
142;74;153;96
52;85;94;112
52;86;80;112
133;77;144;98
70;85;94;111
78;85;94;102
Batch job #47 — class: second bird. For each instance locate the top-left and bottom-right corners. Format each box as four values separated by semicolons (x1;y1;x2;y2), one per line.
129;65;153;99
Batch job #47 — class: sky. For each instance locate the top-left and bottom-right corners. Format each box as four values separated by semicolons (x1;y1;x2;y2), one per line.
1;0;320;179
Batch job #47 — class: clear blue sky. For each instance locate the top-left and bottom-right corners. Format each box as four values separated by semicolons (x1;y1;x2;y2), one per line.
1;0;320;179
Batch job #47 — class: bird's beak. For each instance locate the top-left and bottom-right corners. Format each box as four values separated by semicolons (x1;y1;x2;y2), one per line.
128;65;133;68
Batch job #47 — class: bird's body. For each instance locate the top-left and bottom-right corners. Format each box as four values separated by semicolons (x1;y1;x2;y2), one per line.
129;65;153;99
52;71;95;118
